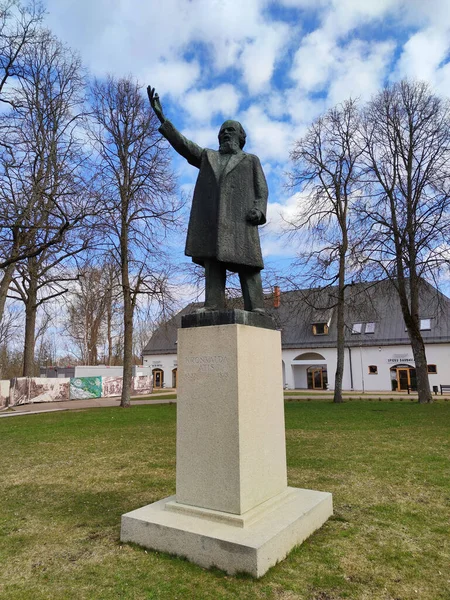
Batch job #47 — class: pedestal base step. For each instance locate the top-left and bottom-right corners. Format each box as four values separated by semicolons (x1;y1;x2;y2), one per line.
120;487;333;578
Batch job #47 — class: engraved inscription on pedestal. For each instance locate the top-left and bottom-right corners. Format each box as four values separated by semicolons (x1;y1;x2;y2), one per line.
183;354;229;378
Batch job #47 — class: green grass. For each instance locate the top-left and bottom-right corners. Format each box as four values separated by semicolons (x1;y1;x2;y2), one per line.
132;393;177;401
1;402;449;600
133;391;450;402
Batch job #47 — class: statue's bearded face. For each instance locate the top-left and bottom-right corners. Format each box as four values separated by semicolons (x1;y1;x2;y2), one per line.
218;121;243;154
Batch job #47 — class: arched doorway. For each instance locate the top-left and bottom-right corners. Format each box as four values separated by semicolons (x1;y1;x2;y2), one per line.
292;352;327;389
172;368;177;388
390;364;417;391
152;368;164;389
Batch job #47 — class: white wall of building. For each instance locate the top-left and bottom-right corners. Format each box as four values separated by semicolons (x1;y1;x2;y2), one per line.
143;353;178;388
353;343;449;392
143;342;450;392
283;343;450;391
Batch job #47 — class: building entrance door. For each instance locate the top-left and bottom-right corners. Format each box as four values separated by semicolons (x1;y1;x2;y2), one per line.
397;368;410;391
172;368;177;388
395;367;417;391
307;367;327;390
152;369;164;389
312;368;323;389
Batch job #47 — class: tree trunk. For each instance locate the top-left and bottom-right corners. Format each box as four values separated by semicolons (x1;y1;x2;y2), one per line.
409;331;432;403
0;262;16;325
121;288;133;407
396;270;432;404
120;218;132;408
107;304;112;366
23;280;38;376
333;239;347;403
88;318;101;365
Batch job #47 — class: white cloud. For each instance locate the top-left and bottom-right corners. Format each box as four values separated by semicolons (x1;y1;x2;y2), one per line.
241;105;295;163
182;124;220;150
291;30;394;104
261;236;291;258
185;0;275;72
265;192;306;235
142;59;201;98
327;40;395;105
45;0;292;96
290;29;335;92
400;0;450;31
435;61;450;98
395;28;450;83
184;84;241;123
322;0;398;37
277;0;329;7
260;190;312;258
240;22;291;94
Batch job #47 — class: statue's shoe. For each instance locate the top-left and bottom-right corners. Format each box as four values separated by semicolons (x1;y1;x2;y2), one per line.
193;306;220;314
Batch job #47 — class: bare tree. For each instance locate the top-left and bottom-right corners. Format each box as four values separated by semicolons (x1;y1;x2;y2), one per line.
287;99;363;402
357;80;450;403
66;266;107;365
9;231;88;375
0;1;45;323
0;32;92;375
65;258;122;364
0;0;44;106
35;331;57;369
0;299;21;377
89;75;179;407
0;29;93;332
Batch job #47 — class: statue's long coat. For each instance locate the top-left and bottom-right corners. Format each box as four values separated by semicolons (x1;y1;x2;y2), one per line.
159;121;268;271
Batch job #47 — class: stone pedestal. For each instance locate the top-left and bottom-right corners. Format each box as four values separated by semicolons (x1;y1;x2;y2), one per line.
175;323;287;514
121;320;332;577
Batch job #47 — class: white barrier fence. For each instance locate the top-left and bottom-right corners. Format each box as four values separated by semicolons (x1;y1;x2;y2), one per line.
0;375;153;408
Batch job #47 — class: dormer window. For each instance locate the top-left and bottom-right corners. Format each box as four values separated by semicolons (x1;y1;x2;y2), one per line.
312;323;328;335
352;323;362;334
420;318;431;331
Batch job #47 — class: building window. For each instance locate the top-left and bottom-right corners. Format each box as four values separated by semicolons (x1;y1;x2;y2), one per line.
368;365;378;375
420;318;431;331
352;323;362;334
365;322;376;334
312;323;328;335
427;364;437;374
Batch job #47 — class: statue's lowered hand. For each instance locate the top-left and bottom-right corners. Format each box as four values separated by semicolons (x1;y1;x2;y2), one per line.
246;208;263;225
147;86;165;124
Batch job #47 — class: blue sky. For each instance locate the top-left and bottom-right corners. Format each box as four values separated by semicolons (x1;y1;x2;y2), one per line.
42;0;450;294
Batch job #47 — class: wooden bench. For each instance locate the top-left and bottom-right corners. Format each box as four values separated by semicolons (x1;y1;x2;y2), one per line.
440;385;450;395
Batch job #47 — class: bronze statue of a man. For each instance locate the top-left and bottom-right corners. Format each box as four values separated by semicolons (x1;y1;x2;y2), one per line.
148;87;268;313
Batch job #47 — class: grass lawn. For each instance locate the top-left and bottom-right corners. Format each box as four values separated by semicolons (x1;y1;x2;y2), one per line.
0;402;449;600
133;393;177;401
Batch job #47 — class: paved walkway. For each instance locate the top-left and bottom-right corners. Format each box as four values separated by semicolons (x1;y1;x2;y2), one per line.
0;393;176;418
2;389;447;419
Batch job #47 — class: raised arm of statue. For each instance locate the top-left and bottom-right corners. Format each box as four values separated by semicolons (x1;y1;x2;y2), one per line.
147;86;166;124
147;85;203;169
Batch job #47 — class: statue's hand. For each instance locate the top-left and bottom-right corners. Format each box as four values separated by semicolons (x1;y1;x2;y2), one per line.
147;86;165;124
246;208;263;225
